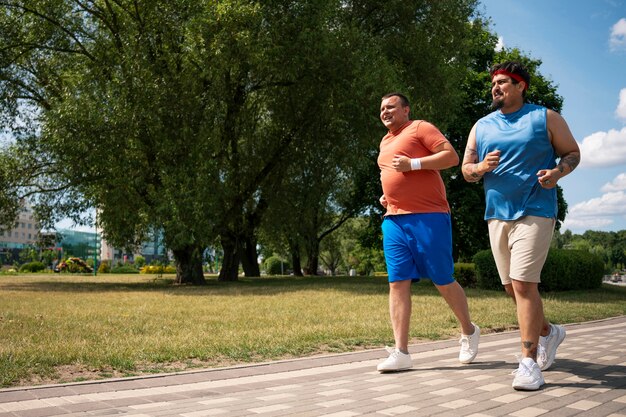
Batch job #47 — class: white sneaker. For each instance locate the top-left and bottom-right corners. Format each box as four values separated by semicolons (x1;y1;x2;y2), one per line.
537;324;566;370
459;323;480;364
377;347;412;372
512;357;544;391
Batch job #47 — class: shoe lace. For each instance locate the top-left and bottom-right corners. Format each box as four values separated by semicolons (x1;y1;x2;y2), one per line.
511;355;531;376
384;346;395;354
459;335;470;349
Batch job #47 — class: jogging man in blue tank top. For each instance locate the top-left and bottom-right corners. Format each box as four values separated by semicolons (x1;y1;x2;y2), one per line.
462;61;580;391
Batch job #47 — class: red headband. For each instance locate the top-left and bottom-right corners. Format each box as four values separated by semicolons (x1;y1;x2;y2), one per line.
492;69;528;91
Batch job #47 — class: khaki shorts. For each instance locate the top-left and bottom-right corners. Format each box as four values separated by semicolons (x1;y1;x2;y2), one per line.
487;216;555;285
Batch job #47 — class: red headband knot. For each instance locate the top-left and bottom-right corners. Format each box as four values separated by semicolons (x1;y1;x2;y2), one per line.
492;69;529;91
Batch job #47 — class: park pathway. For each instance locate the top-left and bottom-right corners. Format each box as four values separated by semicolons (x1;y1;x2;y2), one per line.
1;316;625;416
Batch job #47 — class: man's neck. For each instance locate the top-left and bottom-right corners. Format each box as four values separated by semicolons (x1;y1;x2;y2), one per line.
500;100;524;114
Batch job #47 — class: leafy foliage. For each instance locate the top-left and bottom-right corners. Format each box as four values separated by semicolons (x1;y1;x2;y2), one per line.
0;0;577;284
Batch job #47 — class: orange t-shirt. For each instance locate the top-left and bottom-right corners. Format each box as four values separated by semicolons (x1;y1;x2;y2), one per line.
378;120;450;215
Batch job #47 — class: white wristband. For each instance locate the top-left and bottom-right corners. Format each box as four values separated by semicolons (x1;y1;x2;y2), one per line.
410;158;422;170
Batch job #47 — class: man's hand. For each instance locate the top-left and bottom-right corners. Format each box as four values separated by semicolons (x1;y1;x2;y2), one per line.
481;150;501;172
391;154;412;172
537;169;559;189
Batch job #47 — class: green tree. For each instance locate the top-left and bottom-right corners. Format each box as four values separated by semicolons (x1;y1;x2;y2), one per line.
0;0;382;283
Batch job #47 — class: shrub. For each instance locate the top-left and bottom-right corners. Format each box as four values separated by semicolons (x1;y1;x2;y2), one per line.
134;255;146;268
98;260;111;273
473;248;605;291
454;263;476;288
56;257;93;273
140;265;176;274
472;250;501;290
264;256;288;275
19;261;46;273
110;264;139;274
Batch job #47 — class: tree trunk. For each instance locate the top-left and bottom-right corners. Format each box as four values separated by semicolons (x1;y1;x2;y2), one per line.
219;234;240;281
305;238;320;275
240;234;260;277
172;245;206;285
288;239;303;276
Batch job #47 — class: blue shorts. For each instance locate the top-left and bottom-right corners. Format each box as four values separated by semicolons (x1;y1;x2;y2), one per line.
382;213;455;285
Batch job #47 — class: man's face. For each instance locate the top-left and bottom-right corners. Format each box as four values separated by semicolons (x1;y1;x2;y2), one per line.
491;74;524;110
380;96;409;131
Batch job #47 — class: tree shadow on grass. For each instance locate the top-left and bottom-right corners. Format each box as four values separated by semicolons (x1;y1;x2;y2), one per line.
0;275;394;295
1;276;624;302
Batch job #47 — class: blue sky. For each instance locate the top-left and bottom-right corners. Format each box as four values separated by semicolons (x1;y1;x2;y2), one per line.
480;0;626;234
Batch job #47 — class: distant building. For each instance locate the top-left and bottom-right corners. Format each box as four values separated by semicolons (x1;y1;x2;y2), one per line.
101;229;168;265
55;229;100;262
0;202;41;264
0;202;167;266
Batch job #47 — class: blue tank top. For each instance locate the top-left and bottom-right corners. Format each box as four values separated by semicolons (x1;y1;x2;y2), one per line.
476;104;558;221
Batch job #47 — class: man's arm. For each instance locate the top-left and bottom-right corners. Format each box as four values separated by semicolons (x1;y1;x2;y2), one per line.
536;110;581;188
391;141;459;172
461;124;500;182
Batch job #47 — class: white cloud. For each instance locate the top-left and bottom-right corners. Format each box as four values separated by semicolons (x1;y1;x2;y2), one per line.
495;36;505;52
561;217;614;231
617;88;626;121
568;191;626;217
610;18;626;51
562;191;626;232
578;126;626;168
601;173;626;192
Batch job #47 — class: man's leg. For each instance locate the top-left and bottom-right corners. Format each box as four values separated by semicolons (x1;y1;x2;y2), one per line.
377;279;414;372
510;280;544;360
437;281;480;364
435;281;473;335
389;279;412;351
503;283;550;337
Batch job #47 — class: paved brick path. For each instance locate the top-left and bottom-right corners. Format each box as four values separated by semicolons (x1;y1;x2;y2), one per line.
1;316;625;416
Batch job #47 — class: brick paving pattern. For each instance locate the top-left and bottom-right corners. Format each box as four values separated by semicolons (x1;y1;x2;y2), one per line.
0;316;625;416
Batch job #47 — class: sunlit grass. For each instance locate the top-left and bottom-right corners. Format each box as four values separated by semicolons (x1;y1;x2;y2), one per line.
0;274;624;387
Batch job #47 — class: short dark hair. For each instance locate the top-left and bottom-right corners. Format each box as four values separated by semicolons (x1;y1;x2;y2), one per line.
382;92;410;107
490;61;530;93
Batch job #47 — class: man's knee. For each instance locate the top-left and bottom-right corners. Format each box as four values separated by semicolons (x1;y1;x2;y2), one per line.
511;280;539;298
389;280;412;294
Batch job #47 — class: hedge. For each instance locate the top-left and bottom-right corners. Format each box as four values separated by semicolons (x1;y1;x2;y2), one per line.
472;248;604;291
19;261;46;273
472;250;501;290
110;264;140;274
454;263;476;288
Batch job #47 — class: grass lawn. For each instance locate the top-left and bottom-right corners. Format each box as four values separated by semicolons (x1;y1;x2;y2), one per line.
1;273;625;387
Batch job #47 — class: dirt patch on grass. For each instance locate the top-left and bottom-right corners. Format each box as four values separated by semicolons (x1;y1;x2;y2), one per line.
15;360;227;387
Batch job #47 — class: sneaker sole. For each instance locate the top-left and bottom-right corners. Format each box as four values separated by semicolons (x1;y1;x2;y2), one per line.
512;382;543;391
377;366;412;373
459;354;478;364
512;375;545;391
